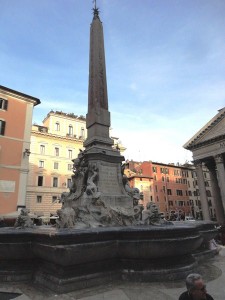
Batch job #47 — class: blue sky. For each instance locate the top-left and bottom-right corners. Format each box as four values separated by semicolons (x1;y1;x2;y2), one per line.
1;0;225;164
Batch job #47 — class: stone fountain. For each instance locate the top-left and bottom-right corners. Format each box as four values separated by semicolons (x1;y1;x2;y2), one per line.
0;5;218;294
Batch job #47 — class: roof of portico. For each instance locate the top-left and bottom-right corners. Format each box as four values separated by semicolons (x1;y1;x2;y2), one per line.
184;107;225;150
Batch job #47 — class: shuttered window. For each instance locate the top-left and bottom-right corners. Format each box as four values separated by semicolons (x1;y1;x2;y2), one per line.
0;120;6;135
0;99;8;110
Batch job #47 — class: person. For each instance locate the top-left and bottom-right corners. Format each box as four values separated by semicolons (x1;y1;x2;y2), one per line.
179;273;214;300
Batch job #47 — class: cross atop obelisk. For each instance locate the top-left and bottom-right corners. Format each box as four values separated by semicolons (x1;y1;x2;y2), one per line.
84;2;113;149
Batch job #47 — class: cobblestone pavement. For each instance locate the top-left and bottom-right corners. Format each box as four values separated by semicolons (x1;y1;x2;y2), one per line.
0;247;225;300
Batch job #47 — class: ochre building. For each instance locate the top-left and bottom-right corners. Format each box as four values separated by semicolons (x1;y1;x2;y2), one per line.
0;85;40;214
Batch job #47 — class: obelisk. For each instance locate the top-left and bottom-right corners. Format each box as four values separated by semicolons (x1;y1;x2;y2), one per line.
84;4;113;149
81;4;133;210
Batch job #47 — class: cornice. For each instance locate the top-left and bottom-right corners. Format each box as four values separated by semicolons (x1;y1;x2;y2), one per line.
31;130;84;142
0;85;40;106
184;107;225;150
185;134;225;151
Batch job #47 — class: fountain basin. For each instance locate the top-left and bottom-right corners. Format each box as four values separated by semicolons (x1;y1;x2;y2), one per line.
0;221;217;293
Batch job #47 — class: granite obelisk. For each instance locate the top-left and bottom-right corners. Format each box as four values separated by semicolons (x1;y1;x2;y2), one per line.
80;6;133;211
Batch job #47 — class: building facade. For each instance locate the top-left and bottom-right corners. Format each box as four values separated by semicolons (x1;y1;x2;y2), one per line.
26;111;86;216
0;85;40;214
185;164;216;221
184;107;225;224
125;160;215;220
26;110;126;216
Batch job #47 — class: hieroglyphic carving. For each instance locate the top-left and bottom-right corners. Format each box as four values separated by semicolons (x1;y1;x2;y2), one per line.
98;165;121;194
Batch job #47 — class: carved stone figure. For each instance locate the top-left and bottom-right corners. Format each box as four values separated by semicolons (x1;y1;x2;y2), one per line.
134;204;144;221
122;174;140;206
56;207;76;228
142;202;172;226
85;164;100;198
14;208;33;229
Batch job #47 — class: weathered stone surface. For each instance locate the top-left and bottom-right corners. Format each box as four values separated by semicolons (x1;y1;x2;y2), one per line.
0;222;218;293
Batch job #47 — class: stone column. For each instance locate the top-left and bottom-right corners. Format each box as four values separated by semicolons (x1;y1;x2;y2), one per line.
205;159;225;224
194;160;210;220
214;154;225;219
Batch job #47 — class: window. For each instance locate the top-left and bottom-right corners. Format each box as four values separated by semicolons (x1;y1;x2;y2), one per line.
176;189;183;196
167;189;172;195
37;195;42;203
0;120;6;135
154;175;157;181
52;196;57;203
162;176;165;182
168;200;173;206
155;185;158;192
0;98;8;110
67;178;72;188
161;167;169;174
80;127;85;138
206;190;212;197
188;191;192;196
68;125;73;136
205;181;209;187
152;166;157;173
55;147;59;156
40;145;45;154
39;160;44;168
38;176;43;186
174;169;180;176
54;162;59;170
68;164;73;171
68;149;73;159
53;177;58;187
55;122;60;131
166;177;169;182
